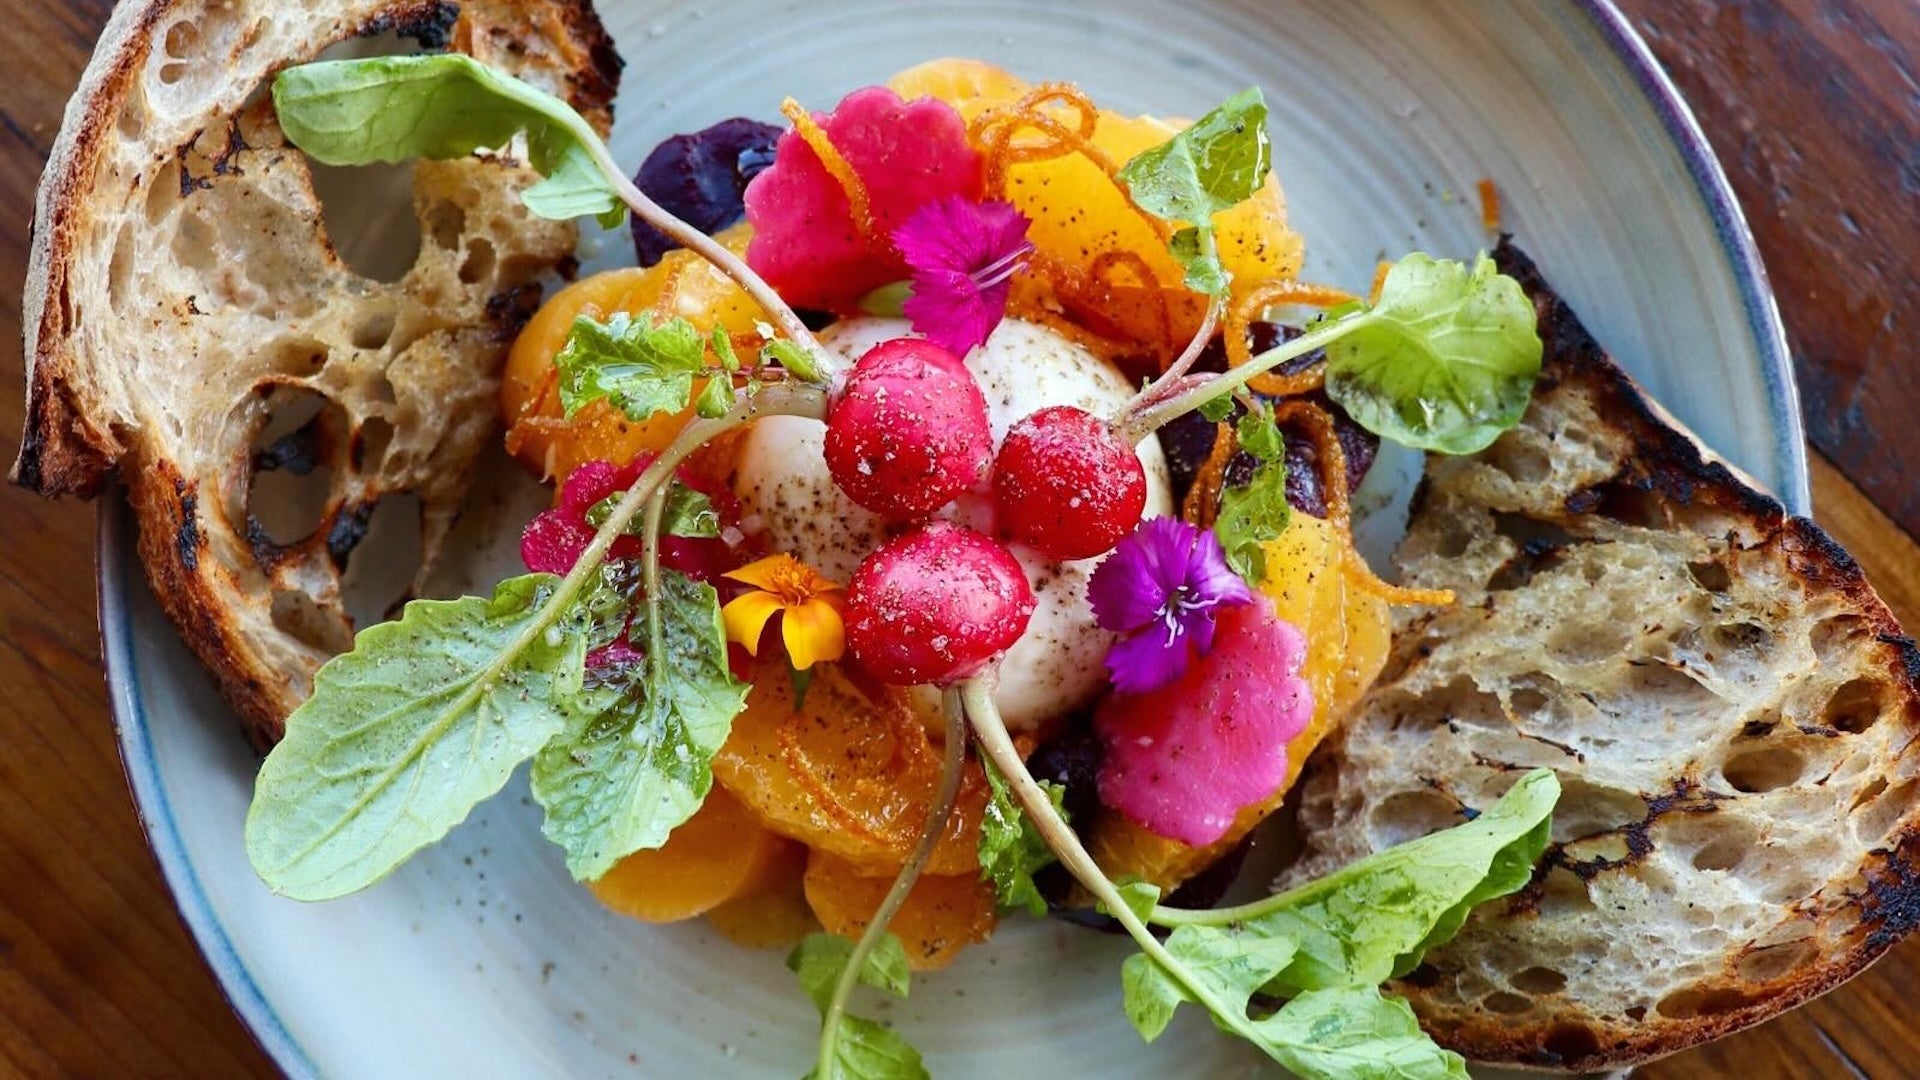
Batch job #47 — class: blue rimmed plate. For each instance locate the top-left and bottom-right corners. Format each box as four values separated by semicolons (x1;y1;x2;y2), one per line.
99;1;1803;1076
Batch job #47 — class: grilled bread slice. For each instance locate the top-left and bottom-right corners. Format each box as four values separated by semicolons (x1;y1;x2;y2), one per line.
1284;241;1920;1072
15;0;620;748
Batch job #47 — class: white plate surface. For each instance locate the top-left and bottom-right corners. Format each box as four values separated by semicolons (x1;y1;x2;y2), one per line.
100;1;1802;1077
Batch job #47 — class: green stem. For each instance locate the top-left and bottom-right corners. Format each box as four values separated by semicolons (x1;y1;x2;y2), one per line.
581;137;838;383
1117;293;1224;444
957;678;1278;1054
817;686;969;1078
639;489;666;686
1123;306;1377;436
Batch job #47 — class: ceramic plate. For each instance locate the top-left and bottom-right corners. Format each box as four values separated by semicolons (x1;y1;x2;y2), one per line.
98;1;1804;1076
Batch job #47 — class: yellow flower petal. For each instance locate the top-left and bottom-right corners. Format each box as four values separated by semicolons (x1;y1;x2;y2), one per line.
721;591;786;656
780;596;846;670
723;554;797;593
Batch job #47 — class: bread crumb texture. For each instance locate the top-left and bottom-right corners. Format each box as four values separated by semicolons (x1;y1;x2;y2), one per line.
17;1;621;746
1285;244;1920;1072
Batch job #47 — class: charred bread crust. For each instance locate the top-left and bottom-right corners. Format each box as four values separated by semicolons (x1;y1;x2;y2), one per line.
18;0;621;748
1288;241;1920;1072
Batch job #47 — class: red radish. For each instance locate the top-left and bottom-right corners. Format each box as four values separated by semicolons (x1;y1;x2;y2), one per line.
844;522;1035;686
825;337;993;521
992;405;1148;559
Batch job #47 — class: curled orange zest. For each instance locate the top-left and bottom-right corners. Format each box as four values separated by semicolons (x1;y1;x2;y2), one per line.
780;97;876;249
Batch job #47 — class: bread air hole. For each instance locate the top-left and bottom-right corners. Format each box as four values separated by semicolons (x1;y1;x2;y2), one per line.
271;588;353;655
1512;966;1568;995
246;385;345;547
1655;985;1749;1020
310;160;423;284
1824;677;1887;734
1542;1024;1601;1063
340;492;423;630
1736;939;1814;984
1852;778;1916;844
1721;746;1804;793
1549;778;1645;844
1687;559;1732;592
1482;991;1533;1015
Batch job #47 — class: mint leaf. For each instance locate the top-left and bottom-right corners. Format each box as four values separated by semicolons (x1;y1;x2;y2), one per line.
1322;253;1543;455
978;761;1065;915
273;54;625;227
1117;88;1270;296
1253;768;1559;995
530;570;748;880
1214;404;1291;581
556;313;711;423
246;575;582;900
790;934;928;1080
1259;988;1470;1080
789;933;912;1012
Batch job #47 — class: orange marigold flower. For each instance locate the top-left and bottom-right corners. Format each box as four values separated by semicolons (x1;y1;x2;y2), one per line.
721;554;846;670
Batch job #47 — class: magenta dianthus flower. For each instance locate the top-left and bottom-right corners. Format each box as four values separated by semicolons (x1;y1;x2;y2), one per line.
1087;517;1255;694
891;195;1033;356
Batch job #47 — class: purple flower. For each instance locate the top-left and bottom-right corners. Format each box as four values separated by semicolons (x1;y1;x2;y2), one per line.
1088;517;1256;695
891;196;1033;356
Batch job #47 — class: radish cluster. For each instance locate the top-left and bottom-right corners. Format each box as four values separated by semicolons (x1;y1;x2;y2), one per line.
823;336;1149;688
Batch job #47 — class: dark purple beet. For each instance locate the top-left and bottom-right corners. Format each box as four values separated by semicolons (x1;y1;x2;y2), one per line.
630;118;782;267
1153;321;1379;518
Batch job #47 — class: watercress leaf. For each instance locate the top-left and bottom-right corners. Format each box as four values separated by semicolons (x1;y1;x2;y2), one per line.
1113;879;1162;924
977;761;1066;915
1169;227;1230;297
788;932;913;1014
1117;88;1271;225
529;570;749;880
556;313;710;422
1257;987;1470;1080
1235;401;1286;461
859;281;914;319
273;54;622;224
1197;395;1235;423
1117;88;1270;297
1256;768;1559;995
245;574;582;900
661;483;721;539
1322;253;1543;455
1214;458;1289;583
806;1016;929;1080
711;326;742;372
763;337;824;383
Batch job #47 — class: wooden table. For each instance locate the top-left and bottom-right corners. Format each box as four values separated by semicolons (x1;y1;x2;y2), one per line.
0;1;1913;1077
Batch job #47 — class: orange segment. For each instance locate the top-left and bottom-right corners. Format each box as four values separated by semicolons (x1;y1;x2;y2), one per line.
1089;514;1391;889
712;658;988;876
892;59;1304;359
803;850;997;971
587;785;802;923
500;225;764;479
705;843;819;950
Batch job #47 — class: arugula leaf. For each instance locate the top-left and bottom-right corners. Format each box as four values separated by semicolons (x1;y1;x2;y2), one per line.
789;934;928;1080
1260;987;1471;1080
586;481;718;540
1322;253;1543;455
1115;770;1557;1076
530;570;748;880
1117;88;1271;295
1214;403;1290;581
273;54;625;228
1250;767;1559;995
977;761;1066;915
246;575;582;900
555;313;712;423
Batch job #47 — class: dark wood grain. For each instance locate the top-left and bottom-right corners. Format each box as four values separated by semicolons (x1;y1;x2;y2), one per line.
0;1;1913;1078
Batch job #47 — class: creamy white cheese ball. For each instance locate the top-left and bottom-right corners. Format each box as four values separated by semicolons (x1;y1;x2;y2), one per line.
734;317;1173;731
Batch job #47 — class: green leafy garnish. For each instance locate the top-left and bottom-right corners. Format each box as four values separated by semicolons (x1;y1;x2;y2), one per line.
273;54;625;227
555;314;718;423
1115;770;1559;1078
1321;253;1543;454
530;570;748;880
977;761;1066;916
585;481;718;540
764;337;825;383
1213;403;1290;582
1117;88;1271;296
245;575;582;901
789;933;928;1080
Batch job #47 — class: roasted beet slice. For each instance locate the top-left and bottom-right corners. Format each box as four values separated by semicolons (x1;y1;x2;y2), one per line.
631;118;782;266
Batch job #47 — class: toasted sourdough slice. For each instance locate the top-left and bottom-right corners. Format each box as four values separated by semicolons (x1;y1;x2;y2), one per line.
1284;241;1920;1072
15;0;620;747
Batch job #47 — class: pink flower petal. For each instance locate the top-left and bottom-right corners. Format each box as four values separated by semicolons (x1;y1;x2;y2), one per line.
1095;602;1313;847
